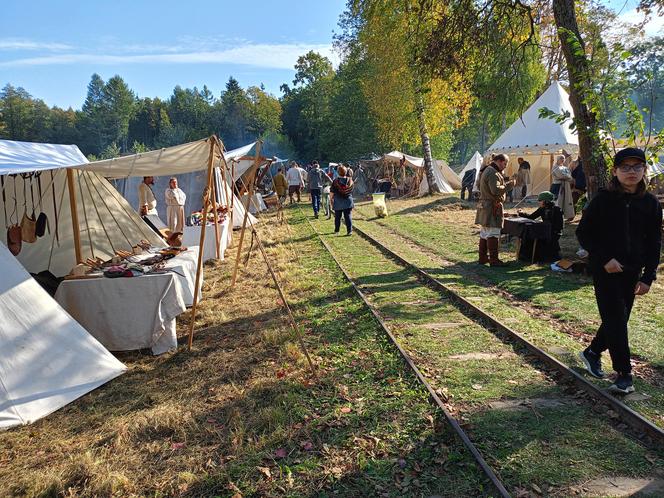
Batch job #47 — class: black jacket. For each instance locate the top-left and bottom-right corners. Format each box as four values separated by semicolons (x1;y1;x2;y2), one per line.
576;189;662;284
524;202;563;237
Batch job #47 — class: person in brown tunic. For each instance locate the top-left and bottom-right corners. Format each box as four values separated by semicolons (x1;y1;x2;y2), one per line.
475;153;515;266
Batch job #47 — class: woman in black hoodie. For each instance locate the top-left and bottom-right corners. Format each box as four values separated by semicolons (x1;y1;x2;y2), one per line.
576;148;662;394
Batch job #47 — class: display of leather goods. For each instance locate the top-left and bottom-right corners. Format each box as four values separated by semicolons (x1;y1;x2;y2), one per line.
35;171;48;237
20;173;37;243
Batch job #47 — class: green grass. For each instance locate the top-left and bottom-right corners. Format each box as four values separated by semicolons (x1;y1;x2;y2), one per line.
312;210;664;494
352;196;664;429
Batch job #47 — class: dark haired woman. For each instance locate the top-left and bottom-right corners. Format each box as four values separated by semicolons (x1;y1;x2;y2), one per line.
577;148;662;394
331;166;354;236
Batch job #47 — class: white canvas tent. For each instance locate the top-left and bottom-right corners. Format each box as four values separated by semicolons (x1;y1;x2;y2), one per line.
0;241;126;430
486;81;579;195
0;140;165;277
379;151;460;194
458;151;483;191
419;160;461;195
103;140;256;229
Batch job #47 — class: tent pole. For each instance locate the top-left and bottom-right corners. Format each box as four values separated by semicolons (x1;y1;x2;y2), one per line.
231;141;262;287
216;136;232;255
187;139;216;350
208;140;221;260
66;168;83;264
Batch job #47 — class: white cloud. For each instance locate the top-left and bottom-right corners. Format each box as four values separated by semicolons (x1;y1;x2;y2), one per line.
0;39;74;51
617;8;664;37
0;42;339;69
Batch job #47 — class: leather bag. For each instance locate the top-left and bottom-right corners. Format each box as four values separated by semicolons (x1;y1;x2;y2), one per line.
4;175;22;256
20;173;37;243
35;172;48;237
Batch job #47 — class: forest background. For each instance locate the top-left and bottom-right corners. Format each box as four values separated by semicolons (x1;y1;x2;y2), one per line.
0;0;661;170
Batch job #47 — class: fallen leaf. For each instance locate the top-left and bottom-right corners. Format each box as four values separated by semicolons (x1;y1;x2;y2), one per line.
340;407;352;413
300;441;314;451
532;483;542;494
274;448;287;458
471;384;483;390
257;466;271;478
171;442;185;450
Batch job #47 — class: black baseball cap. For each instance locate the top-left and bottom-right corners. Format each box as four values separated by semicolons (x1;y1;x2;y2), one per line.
614;147;646;166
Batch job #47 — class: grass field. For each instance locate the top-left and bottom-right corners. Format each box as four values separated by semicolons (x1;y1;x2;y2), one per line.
0;209;490;498
2;197;663;497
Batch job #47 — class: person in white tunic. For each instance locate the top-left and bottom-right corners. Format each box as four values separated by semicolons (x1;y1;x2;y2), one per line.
165;177;186;233
138;176;158;216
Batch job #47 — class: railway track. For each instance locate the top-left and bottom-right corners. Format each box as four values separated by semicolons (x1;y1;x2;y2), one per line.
298;207;664;496
349;223;664;446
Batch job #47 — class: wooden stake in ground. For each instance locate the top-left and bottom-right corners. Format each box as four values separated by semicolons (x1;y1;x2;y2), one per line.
187;137;217;350
211;164;221;260
231;140;262;287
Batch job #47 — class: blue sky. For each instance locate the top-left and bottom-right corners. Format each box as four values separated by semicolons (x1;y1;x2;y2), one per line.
0;0;347;108
1;0;659;110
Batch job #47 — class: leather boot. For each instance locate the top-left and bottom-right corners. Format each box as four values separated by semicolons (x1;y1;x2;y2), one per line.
478;238;489;264
488;237;508;267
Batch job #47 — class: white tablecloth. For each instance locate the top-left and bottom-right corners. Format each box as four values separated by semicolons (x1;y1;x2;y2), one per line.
55;272;187;355
163;247;201;306
182;220;230;262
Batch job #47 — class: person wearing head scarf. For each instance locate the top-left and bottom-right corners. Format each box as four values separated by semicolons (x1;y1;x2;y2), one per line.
165;177;186;233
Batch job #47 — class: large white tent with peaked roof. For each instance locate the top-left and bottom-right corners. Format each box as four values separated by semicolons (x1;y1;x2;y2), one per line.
486;81;579;195
0;140;165;278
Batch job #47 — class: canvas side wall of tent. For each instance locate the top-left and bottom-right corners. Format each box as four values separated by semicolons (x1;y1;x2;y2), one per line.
0;241;127;430
108;140;256;228
0;140;164;277
486;81;579;195
375;151;459;195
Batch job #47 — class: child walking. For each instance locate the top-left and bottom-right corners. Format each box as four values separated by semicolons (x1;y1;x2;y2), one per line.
576;148;662;394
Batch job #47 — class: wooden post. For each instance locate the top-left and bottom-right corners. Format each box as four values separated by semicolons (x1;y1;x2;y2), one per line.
230;159;236;228
187;138;216;350
216;136;232;254
231;141;262;287
66;168;83;264
209;140;221;260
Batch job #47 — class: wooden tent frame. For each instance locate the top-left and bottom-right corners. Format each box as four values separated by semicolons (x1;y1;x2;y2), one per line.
60;135;231;351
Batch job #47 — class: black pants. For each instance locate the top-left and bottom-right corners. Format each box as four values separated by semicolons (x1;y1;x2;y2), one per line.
590;270;639;374
334;208;353;234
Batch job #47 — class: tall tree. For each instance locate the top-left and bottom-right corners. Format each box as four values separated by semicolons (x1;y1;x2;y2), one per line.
552;0;608;197
102;75;136;152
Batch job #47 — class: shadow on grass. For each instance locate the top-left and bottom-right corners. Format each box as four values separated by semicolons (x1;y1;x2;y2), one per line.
391;196;474;216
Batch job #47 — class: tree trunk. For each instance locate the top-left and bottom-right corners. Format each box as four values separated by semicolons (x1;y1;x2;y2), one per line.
552;0;608;199
416;90;439;195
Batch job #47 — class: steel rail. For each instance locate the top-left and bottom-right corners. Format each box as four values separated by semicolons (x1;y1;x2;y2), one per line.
300;210;512;498
352;224;664;447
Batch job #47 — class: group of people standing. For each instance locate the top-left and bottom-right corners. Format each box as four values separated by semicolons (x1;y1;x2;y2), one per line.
475;148;661;394
272;161;355;235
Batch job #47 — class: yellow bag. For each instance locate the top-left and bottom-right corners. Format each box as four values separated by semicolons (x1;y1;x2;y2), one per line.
372;193;388;218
